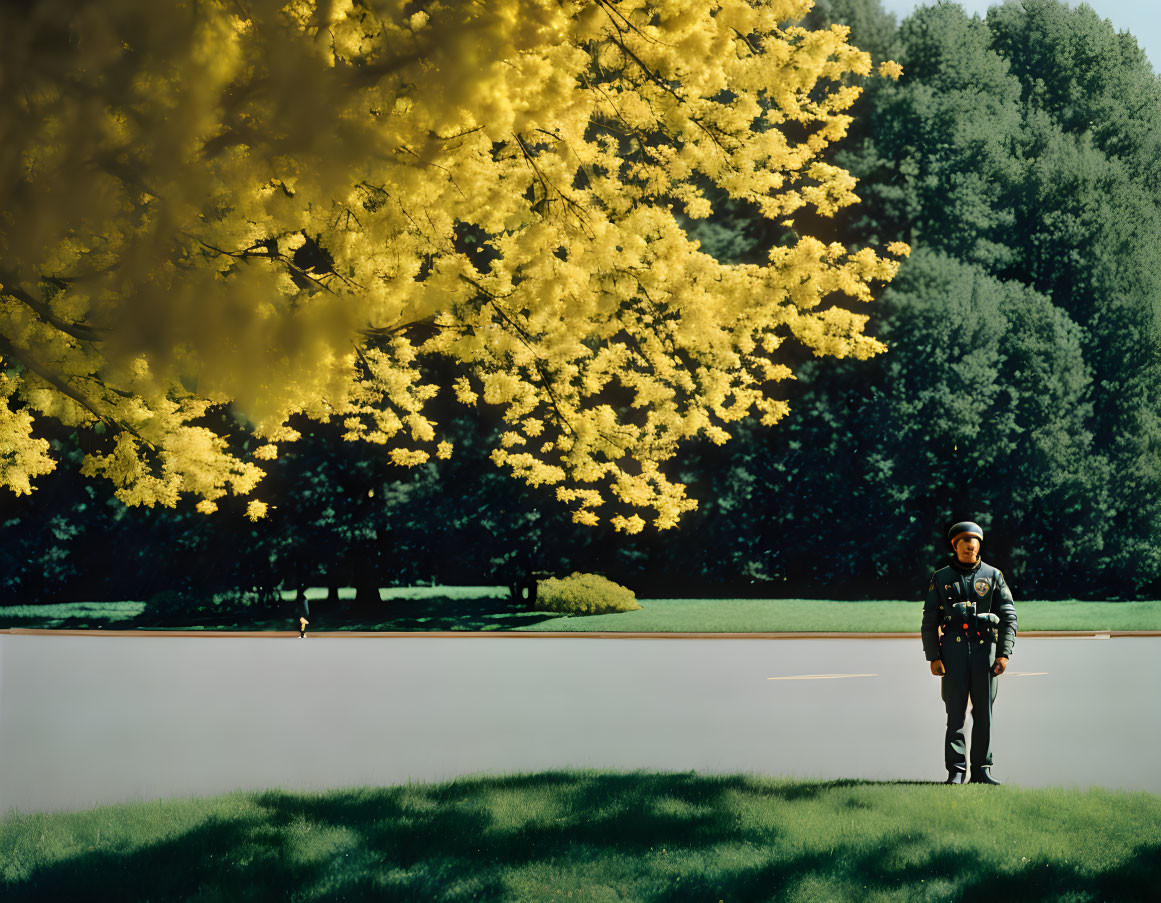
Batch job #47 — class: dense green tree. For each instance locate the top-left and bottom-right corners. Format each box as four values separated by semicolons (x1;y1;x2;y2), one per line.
987;0;1161;191
687;252;1100;597
871;0;1161;593
803;0;898;65
695;0;1159;597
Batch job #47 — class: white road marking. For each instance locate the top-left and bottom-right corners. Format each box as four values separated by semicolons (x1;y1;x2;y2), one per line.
767;673;878;680
1006;671;1048;676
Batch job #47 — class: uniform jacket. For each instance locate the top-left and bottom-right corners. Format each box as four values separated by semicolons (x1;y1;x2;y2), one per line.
921;558;1017;662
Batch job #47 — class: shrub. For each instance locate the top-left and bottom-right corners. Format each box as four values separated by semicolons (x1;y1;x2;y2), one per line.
535;572;641;615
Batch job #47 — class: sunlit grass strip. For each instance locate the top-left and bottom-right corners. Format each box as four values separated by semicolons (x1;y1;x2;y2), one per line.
515;599;1161;632
2;771;1158;901
0;602;147;621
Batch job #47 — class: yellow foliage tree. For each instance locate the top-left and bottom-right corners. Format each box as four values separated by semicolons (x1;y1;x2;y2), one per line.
0;0;905;531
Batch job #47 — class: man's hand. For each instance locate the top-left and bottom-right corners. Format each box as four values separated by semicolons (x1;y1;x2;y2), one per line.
991;657;1008;676
930;660;945;676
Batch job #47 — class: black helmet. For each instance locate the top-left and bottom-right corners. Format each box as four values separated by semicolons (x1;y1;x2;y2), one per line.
948;521;983;547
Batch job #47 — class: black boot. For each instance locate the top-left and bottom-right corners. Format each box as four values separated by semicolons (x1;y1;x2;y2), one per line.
944;770;966;784
969;767;1002;785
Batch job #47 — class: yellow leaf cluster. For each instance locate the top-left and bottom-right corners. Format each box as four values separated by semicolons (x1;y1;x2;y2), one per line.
0;0;902;529
0;373;56;495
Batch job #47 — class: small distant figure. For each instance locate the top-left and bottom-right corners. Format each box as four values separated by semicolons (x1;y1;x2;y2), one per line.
296;587;310;639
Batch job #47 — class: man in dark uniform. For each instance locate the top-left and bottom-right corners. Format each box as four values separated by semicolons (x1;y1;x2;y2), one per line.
922;521;1017;785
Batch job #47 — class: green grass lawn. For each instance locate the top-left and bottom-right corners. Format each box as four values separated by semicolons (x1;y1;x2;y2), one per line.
2;770;1157;901
2;592;1160;632
514;598;1161;633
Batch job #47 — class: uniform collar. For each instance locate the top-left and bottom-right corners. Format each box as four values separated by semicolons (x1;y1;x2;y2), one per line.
950;557;983;574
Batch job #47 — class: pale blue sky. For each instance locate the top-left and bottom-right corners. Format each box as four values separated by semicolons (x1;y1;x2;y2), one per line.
879;1;1159;73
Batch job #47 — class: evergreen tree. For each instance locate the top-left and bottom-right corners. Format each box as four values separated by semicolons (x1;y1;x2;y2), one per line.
705;0;1157;597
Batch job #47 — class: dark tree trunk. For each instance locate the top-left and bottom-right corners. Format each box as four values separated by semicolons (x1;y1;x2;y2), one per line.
353;552;380;614
509;572;542;608
354;575;379;609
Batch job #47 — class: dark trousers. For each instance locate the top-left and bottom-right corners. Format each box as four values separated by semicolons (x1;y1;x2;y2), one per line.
940;635;998;771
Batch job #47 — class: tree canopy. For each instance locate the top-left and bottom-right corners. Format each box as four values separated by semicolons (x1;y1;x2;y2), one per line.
0;0;905;532
7;0;1161;603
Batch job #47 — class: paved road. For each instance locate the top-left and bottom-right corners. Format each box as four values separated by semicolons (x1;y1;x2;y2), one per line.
1;634;1157;816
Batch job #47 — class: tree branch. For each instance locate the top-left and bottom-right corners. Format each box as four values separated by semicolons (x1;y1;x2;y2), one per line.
512;133;595;237
457;273;580;440
359;316;460;340
599;28;736;159
396;144;468;199
0;278;104;344
0;334;157;451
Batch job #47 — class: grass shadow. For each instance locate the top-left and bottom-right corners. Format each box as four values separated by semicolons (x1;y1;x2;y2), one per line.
340;595;565;632
4;773;1158;901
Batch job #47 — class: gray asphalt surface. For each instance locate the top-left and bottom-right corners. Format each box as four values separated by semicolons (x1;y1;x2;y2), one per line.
1;634;1158;816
